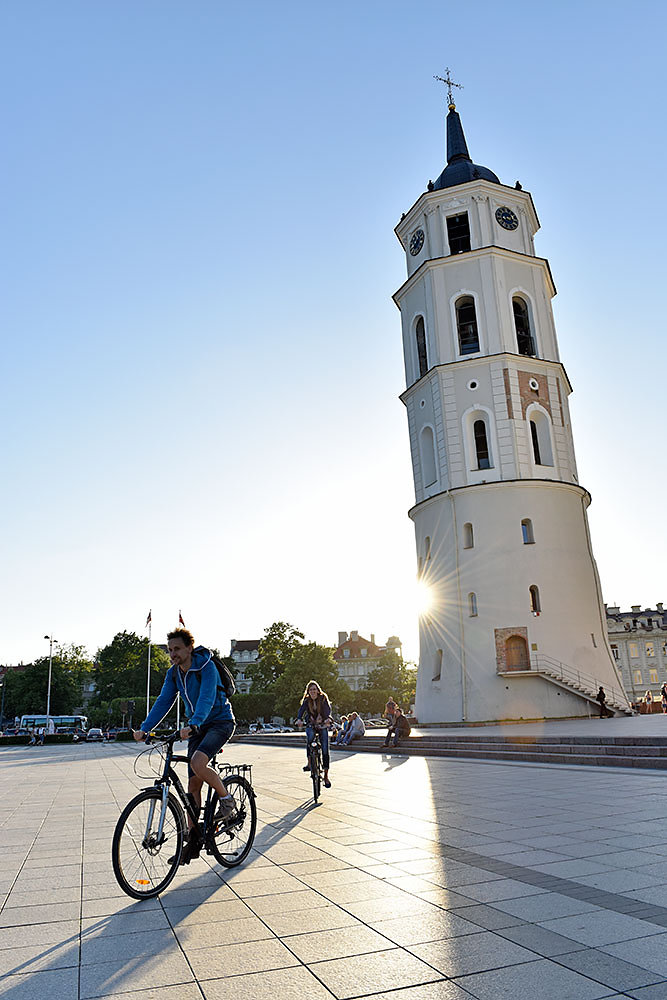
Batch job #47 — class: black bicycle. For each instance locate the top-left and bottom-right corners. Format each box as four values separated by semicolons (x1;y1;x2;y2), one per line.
111;731;257;899
307;728;324;804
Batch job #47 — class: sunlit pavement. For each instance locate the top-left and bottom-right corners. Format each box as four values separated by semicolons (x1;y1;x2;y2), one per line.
2;739;667;999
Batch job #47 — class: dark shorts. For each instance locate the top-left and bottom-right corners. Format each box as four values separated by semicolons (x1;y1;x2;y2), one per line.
188;719;235;777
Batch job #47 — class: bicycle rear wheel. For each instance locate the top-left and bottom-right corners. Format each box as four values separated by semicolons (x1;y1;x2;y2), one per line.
207;774;257;867
310;746;322;803
112;789;185;899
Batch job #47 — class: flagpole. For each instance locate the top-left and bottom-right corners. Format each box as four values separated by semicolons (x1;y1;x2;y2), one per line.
146;611;152;718
176;611;184;729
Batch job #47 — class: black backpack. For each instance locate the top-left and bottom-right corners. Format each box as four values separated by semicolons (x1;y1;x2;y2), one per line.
195;646;236;698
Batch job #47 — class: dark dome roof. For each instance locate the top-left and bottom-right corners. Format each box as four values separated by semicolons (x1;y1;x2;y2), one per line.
431;105;500;191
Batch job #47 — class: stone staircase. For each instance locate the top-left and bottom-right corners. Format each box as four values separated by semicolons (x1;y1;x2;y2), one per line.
238;731;667;770
498;653;632;716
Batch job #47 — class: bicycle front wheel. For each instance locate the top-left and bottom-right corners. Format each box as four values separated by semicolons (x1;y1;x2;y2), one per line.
311;747;322;803
112;789;185;899
207;774;257;868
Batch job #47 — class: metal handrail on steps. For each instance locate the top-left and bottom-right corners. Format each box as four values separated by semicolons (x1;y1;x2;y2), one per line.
527;653;630;710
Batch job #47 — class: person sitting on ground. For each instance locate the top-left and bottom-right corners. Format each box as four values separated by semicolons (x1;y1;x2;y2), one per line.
383;707;411;747
133;627;236;865
296;680;332;788
334;715;349;745
341;711;365;746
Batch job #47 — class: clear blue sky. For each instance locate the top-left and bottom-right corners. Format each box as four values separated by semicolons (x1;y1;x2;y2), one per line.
2;0;665;667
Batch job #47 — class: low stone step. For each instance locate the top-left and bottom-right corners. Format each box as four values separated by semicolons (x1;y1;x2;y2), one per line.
237;733;667;770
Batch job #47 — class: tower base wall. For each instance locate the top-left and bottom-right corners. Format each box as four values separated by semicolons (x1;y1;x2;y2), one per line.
413;480;627;724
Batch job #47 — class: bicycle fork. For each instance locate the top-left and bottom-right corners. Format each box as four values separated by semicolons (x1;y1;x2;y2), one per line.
143;785;171;847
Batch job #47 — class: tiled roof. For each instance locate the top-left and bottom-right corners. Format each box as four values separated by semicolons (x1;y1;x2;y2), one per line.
333;635;384;661
231;639;261;653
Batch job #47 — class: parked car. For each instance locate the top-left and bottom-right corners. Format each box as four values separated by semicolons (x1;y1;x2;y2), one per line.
86;728;104;742
365;719;388;728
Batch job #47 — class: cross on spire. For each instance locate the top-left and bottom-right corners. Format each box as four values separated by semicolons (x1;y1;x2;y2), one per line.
434;68;463;108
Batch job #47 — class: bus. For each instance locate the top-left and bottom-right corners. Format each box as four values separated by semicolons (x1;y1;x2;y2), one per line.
20;715;88;734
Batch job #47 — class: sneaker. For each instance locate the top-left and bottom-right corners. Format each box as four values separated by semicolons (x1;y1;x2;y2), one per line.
302;764;311;772
324;778;331;788
215;796;237;822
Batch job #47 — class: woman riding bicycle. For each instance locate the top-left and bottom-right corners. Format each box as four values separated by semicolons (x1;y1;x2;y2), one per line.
133;627;236;863
296;680;332;788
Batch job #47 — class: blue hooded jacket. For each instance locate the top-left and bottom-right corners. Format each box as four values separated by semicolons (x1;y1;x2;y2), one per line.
141;646;234;732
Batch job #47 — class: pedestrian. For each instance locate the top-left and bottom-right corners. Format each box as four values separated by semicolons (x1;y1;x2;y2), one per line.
341;711;365;746
645;690;654;715
38;726;45;745
661;683;667;714
383;707;411;747
596;686;608;719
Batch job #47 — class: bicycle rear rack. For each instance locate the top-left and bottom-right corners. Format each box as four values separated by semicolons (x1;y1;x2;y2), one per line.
216;762;252;782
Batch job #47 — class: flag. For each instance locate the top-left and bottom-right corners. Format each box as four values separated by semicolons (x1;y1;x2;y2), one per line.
145;610;152;627
179;610;185;627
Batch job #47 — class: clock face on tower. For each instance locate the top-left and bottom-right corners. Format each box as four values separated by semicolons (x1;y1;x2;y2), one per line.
409;229;425;256
495;206;519;231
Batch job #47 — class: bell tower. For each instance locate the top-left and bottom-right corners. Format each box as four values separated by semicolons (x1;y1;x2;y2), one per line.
395;84;628;722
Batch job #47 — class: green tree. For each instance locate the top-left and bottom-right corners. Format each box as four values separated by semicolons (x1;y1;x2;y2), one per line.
272;641;352;720
2;658;80;720
365;649;417;710
248;622;304;691
230;692;277;725
92;632;170;705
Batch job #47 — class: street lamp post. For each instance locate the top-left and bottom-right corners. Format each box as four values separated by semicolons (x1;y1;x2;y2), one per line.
44;635;57;730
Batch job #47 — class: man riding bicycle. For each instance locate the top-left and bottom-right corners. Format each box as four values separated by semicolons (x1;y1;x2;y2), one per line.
296;680;332;788
133;628;236;864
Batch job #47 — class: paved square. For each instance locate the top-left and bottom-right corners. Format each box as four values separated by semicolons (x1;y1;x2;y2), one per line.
2;736;667;998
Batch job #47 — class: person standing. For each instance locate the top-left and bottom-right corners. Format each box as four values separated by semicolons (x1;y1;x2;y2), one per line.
596;687;608;719
645;690;654;715
661;683;667;714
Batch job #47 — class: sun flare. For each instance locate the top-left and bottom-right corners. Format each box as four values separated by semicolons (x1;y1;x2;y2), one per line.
413;579;434;617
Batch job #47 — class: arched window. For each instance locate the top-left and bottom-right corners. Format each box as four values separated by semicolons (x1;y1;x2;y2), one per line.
456;296;480;355
512;296;536;356
463;522;474;549
419;426;437;487
529;585;541;614
433;649;443;681
529;411;554;467
474;419;491;470
468;592;478;616
521;518;534;544
415;316;428;378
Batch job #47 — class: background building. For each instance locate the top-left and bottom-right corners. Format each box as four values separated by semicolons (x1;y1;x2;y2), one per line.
229;639;260;694
606;604;667;706
395;90;629;723
333;631;401;691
